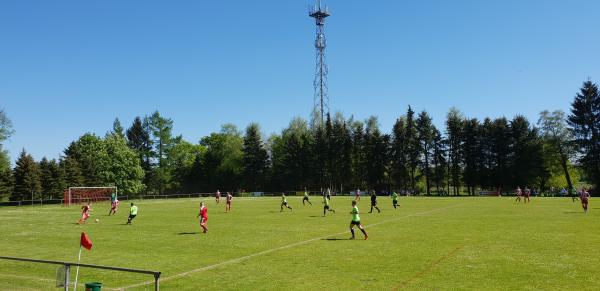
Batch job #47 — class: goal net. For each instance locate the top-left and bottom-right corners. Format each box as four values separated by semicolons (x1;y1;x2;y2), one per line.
64;187;117;206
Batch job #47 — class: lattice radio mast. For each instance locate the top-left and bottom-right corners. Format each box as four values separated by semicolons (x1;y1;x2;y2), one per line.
309;0;330;127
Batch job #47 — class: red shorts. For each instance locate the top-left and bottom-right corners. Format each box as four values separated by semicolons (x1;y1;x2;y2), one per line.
200;217;208;224
82;213;90;220
582;198;589;204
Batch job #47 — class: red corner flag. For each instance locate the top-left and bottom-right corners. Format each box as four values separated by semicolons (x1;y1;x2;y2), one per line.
80;232;93;250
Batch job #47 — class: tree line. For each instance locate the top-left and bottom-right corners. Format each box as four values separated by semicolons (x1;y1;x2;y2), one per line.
0;80;599;200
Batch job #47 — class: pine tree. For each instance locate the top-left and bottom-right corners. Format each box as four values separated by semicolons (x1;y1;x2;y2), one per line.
431;128;447;194
405;106;420;192
462;118;481;195
568;80;600;186
391;117;410;190
60;156;84;188
446;108;464;195
242;123;268;191
416;111;434;195
11;150;41;201
126;116;153;193
111;118;125;139
146;111;175;194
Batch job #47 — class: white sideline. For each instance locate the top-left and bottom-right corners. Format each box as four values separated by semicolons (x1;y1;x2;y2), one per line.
118;203;466;290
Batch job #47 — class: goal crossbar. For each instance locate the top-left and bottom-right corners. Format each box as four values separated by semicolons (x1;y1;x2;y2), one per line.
65;187;118;206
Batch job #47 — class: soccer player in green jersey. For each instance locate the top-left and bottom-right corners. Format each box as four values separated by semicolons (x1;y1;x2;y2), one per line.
280;193;292;212
302;188;312;206
349;200;368;240
391;192;399;209
126;203;138;225
323;194;335;216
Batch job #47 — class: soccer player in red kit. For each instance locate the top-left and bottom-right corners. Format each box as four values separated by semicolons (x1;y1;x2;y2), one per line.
78;202;92;224
580;187;590;214
197;201;208;233
225;192;233;212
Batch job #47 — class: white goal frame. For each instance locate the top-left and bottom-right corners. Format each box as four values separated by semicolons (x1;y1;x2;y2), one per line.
65;186;117;206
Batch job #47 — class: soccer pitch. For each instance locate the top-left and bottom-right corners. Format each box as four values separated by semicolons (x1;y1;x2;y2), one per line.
0;196;598;290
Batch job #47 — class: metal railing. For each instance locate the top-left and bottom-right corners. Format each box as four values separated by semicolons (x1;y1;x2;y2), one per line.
0;256;161;291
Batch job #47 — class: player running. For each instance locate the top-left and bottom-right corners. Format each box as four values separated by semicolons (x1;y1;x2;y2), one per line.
323;194;335;216
326;188;332;200
126;203;138;225
515;186;522;203
280;193;293;212
349;200;368;240
369;190;381;213
302;188;312;206
109;199;119;216
215;190;221;204
108;191;119;215
225;192;233;212
355;188;361;201
197;201;208;233
523;186;531;203
391;192;399;209
580;187;590;213
78;202;92;224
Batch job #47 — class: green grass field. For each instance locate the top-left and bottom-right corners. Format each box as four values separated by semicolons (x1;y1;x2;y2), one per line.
0;196;598;290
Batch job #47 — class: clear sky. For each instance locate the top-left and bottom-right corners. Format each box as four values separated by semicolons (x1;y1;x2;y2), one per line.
1;0;599;163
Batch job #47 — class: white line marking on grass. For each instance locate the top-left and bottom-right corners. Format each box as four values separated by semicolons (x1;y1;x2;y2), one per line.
118;202;467;290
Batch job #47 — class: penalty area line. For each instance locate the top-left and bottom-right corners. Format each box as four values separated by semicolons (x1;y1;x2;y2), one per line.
118;203;467;290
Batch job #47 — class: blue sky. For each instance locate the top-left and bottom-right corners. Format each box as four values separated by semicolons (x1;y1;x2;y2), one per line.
1;0;599;163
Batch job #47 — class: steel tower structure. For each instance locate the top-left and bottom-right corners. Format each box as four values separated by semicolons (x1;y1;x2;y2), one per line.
309;0;330;127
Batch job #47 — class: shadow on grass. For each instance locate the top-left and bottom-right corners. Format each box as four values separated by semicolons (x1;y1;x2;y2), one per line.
309;215;323;218
177;232;199;235
563;211;583;214
321;238;351;241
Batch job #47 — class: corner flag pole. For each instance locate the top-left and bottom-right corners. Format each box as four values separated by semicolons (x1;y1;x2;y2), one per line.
73;245;82;291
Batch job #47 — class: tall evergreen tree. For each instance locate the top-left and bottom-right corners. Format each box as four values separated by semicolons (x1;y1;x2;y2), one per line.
39;158;64;199
364;116;388;190
416;111;434;195
391;117;410;190
146;111;175;194
11;150;41;201
431;128;447;194
349;120;366;189
405;106;420;192
60;156;84;188
490;118;511;191
446;108;464;195
242;123;269;191
462;118;481;195
568;80;600;186
111;118;125;139
126;116;153;193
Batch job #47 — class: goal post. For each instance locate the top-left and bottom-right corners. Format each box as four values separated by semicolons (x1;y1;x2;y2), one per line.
64;187;117;206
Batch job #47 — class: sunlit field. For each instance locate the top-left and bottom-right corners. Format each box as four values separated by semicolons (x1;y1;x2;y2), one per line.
0;196;598;290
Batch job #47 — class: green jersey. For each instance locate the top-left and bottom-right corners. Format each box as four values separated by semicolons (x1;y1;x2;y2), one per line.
130;205;138;215
110;193;117;202
391;192;398;201
304;191;309;197
323;196;329;206
351;206;360;222
282;196;287;203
